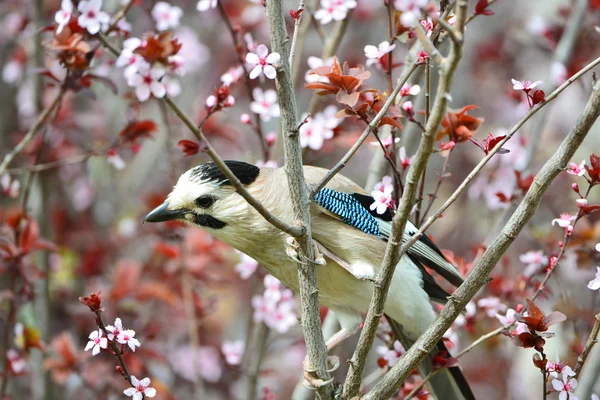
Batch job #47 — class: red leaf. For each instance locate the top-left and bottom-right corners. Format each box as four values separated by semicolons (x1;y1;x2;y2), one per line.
135;282;177;305
110;261;142;302
79;291;102;312
177;139;200;157
532;90;545;105
119;120;158;144
378;116;403;130
515;171;534;192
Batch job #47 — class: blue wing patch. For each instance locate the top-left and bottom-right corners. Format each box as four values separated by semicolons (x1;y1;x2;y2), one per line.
313;188;381;236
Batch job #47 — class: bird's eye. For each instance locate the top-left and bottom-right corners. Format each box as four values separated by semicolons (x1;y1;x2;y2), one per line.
195;195;215;209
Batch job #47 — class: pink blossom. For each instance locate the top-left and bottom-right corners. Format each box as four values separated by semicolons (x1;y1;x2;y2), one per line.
547;354;576;379
454;301;476;326
374;176;394;194
240;113;252;124
576;198;588;208
417;50;428;63
399;147;413;171
268;300;298;333
250;88;280;121
151;2;183;31
495;308;518;326
551;213;576;228
162;76;181;97
477;297;507;318
127;64;166;102
117;329;141;352
197;0;217;12
394;0;428;27
124;376;156;400
399;83;421;97
221;66;244;86
364;41;396;66
54;0;73;34
567;160;586;177
511;79;543;92
376;340;405;367
420;17;434;36
370;189;394;215
234;252;258;280
314;0;357;25
105;317;124;341
265;132;277;146
77;0;110;35
305;56;335;83
299;105;341;150
169;346;223;383
402;101;414;115
7;349;27;374
84;329;107;356
1;174;20;198
588;267;600;291
222;340;245;365
246;45;280;80
551;373;578;400
168;55;186;76
116;38;144;79
519;250;548;277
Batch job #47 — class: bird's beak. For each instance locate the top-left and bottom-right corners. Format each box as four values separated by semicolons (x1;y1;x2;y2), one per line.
144;202;184;223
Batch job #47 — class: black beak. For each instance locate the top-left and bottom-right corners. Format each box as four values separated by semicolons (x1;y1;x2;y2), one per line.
144;202;185;223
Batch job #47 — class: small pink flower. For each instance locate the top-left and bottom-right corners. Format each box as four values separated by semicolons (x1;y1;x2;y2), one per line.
265;132;277;146
127;64;166;102
477;297;507;318
54;0;73;34
116;38;144;78
376;340;405;367
240;113;252;124
124;376;156;400
197;0;217;12
250;88;280;122
551;373;577;400
372;136;400;149
364;41;396;66
567;160;586;177
420;17;433;36
417;50;428;63
105;318;124;341
84;329;107;356
588;267;600;291
117;329;141;352
234;252;258;280
547;354;576;379
399;147;413;171
7;349;27;374
519;250;548;277
314;0;357;25
220;66;244;86
402;101;414;115
511;79;543;92
394;0;428;27
399;83;421;97
551;213;576;228
374;176;394;194
299;106;341;150
206;95;217;108
495;308;518;326
221;340;245;365
370;190;394;215
151;2;183;31
1;174;20;198
77;0;110;35
246;45;280;80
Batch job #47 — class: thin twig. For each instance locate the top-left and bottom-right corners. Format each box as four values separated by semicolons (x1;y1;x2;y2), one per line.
364;77;600;400
0;88;66;176
574;313;600;376
342;2;468;396
309;61;421;197
289;1;306;76
245;322;270;400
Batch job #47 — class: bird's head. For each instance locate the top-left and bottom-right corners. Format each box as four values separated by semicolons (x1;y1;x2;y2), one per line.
144;161;261;231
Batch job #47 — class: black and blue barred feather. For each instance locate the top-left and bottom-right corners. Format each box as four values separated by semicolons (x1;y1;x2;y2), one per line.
313;188;382;236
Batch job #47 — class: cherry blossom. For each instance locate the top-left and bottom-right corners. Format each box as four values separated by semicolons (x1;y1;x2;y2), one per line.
126;64;167;102
551;213;576;229
364;41;396;67
265;133;277;146
221;340;245;365
77;0;110;35
420;17;434;36
197;0;218;12
1;173;20;198
588;267;600;291
399;83;421;97
84;329;107;356
251;276;297;333
117;329;141;352
370;176;394;215
221;66;244;86
305;56;335;83
54;0;73;34
151;2;183;31
299;105;342;150
455;301;476;327
124;376;157;400
376;340;405;367
168;55;186;76
551;373;578;400
314;0;357;25
576;198;588;208
116;38;144;79
477;297;507;317
374;176;394;194
268;300;298;333
234;252;258;279
519;250;548;277
7;349;27;374
394;0;428;27
250;88;280;121
417;50;428;63
402;100;414;115
567;160;586;177
246;45;280;80
511;79;543;92
256;159;278;168
547;354;576;379
105;317;124;341
162;76;181;97
495;309;529;336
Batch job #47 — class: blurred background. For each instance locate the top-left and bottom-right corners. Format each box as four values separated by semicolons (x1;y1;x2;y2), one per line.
1;0;600;399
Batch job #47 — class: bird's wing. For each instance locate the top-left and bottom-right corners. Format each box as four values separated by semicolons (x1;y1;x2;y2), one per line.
303;166;464;288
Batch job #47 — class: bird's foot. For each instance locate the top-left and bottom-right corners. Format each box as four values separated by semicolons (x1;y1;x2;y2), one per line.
302;355;339;389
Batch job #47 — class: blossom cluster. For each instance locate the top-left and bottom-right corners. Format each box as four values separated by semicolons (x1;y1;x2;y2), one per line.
252;275;298;333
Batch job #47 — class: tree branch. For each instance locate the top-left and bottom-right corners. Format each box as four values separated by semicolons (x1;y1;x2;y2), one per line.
341;2;469;396
266;1;333;398
363;77;600;400
574;313;600;376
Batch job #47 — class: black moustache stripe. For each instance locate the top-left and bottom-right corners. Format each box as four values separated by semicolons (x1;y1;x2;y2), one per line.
194;214;227;229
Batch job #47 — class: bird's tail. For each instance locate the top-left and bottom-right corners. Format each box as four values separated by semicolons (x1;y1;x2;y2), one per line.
387;317;475;400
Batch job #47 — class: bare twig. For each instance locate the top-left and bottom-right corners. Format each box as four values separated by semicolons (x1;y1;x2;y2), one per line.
342;2;468;396
106;0;136;35
266;1;333;397
413;23;444;66
289;1;306;76
574;313;600;376
0;88;65;176
309;61;421;197
245;322;270;400
364;78;600;400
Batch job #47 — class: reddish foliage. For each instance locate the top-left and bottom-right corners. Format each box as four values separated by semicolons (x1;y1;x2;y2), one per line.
178;139;201;157
43;332;84;384
585;154;600;184
470;133;509;155
119;120;158;144
515;171;534;193
438;105;484;143
475;0;495;16
79;292;103;312
134;31;182;65
50;25;91;71
519;299;566;332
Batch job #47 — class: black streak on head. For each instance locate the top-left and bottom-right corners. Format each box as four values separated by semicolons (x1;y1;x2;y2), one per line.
194;214;227;229
351;193;394;222
192;161;260;186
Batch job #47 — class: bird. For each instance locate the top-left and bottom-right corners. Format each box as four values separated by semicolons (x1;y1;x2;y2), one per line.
145;160;474;400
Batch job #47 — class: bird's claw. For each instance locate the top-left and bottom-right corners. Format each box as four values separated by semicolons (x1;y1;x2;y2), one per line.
302;355;339;389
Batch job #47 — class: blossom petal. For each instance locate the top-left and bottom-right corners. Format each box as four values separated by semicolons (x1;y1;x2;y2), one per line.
249;65;262;79
263;65;277;80
266;52;280;64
